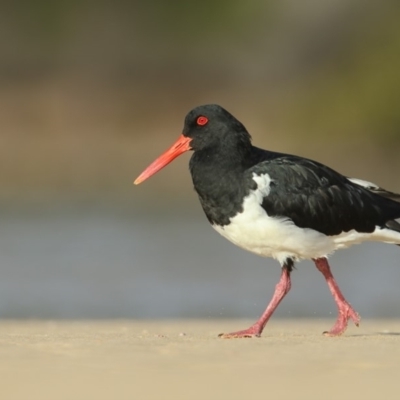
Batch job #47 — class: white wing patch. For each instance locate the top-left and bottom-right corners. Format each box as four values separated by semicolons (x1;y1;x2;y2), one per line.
348;178;380;190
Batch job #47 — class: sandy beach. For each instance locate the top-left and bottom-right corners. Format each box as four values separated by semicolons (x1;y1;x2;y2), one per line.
1;319;399;400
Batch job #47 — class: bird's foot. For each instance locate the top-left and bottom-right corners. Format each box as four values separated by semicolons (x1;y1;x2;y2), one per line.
218;325;261;339
323;303;361;336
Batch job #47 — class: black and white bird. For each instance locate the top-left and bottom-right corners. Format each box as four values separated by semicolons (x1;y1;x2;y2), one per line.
134;104;400;338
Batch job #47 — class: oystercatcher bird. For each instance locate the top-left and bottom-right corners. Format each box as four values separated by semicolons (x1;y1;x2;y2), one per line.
134;104;400;338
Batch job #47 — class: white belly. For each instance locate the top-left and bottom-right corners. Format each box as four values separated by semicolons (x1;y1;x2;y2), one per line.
212;210;334;265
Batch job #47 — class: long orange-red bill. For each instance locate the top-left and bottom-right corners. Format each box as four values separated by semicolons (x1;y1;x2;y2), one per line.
134;134;192;185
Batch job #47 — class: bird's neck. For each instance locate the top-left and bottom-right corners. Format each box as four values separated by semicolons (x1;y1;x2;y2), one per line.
188;145;253;226
189;145;249;185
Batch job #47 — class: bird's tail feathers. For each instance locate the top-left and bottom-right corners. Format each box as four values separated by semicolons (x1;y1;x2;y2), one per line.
383;219;400;246
385;219;400;233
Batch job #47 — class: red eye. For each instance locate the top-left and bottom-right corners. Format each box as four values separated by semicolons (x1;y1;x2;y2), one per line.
196;116;208;126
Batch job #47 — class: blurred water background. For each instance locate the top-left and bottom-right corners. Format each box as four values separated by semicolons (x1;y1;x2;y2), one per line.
1;0;400;319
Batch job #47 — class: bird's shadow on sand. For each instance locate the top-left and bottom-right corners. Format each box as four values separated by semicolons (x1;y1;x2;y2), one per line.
347;332;400;337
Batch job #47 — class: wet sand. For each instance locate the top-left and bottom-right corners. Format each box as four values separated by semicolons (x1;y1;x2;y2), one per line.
1;319;399;400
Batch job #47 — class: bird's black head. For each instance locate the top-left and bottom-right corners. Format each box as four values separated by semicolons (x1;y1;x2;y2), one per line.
134;104;252;185
182;104;252;152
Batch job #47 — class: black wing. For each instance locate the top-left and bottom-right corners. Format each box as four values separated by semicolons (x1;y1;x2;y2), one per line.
248;157;400;236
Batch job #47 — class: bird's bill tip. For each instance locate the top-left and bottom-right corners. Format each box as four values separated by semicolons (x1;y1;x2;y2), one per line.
133;177;143;185
133;134;191;185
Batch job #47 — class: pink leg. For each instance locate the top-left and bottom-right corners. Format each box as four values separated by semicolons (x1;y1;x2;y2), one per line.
314;257;360;336
219;264;292;339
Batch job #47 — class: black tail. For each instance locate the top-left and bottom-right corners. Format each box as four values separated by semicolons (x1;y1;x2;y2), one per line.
385;219;400;232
